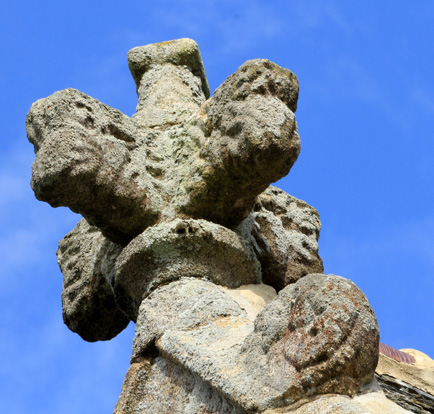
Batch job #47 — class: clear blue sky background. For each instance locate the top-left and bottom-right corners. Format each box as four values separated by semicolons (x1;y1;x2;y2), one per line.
1;1;433;413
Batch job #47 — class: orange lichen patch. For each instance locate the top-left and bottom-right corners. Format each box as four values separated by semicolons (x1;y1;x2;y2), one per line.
214;317;245;329
379;342;416;364
157;40;175;47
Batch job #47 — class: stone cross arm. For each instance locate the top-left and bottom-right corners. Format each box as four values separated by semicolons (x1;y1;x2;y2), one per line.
26;38;301;246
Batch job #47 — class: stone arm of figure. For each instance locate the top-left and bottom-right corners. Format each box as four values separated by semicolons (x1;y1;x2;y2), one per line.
182;58;301;225
26;89;159;245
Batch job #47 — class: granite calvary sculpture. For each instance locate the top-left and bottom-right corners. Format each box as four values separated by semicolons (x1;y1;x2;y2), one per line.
27;39;394;413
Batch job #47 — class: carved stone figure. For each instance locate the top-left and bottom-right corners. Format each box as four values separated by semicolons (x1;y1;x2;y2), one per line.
27;38;383;413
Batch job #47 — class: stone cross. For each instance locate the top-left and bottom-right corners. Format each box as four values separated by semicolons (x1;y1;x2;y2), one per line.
27;39;379;413
27;39;300;245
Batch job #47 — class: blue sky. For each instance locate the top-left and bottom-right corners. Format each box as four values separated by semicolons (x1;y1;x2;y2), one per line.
1;1;433;413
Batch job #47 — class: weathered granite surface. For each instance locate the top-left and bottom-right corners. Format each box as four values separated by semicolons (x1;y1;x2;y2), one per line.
114;219;261;321
279;389;412;414
239;274;379;407
57;219;128;341
182;58;300;225
116;275;378;413
27;88;149;245
26;38;396;413
27;39;301;246
244;186;324;291
53;182;326;342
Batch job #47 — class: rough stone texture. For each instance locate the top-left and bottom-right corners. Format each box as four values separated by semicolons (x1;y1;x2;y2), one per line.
57;219;129;342
26;89;155;245
53;181;323;340
128;38;210;128
131;278;253;361
182;59;301;224
114;357;244;414
118;275;378;413
238;273;379;408
238;186;324;291
114;219;261;321
269;395;371;414
267;390;412;414
218;283;277;322
27;39;301;247
354;386;414;414
119;278;256;413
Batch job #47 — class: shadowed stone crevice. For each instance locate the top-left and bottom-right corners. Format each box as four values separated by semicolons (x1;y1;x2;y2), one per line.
376;374;434;413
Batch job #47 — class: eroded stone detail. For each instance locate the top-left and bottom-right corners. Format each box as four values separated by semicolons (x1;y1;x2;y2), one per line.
26;38;383;413
182;59;301;224
57;219;129;341
241;274;379;405
123;275;378;412
27;89;153;245
246;186;324;291
114;357;245;414
114;219;261;321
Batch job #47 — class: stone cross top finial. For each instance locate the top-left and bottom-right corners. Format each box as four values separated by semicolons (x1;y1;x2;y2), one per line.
27;39;379;413
27;38;300;246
